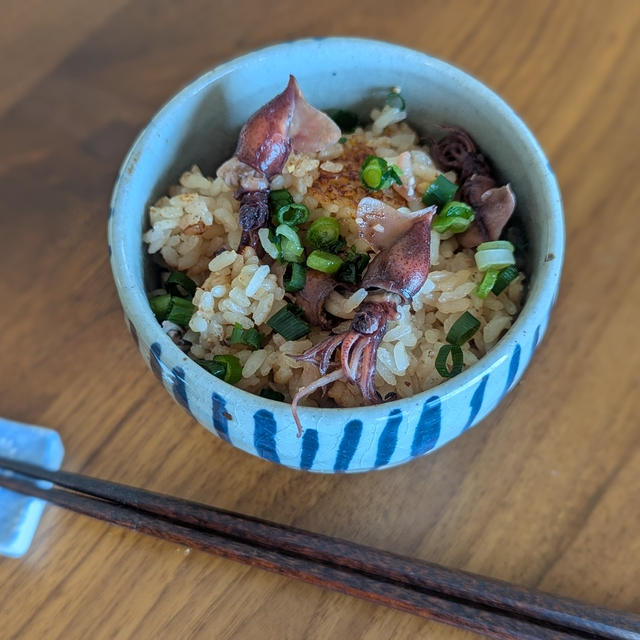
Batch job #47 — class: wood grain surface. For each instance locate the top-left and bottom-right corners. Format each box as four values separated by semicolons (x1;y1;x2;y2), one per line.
1;1;639;638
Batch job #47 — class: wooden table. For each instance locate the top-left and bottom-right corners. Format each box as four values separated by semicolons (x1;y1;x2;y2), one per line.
1;1;639;638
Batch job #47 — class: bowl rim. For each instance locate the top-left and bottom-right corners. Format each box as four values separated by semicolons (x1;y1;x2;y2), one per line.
109;36;564;421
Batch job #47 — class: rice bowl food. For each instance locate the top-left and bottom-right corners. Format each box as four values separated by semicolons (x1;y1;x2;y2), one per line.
109;38;564;472
143;75;524;432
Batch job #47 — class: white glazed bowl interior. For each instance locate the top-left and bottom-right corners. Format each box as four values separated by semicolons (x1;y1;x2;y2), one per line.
108;38;563;473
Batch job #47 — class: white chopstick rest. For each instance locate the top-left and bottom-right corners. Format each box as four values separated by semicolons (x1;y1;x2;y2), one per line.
0;418;64;558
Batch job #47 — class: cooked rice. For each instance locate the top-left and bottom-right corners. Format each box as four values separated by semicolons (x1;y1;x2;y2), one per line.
142;106;524;407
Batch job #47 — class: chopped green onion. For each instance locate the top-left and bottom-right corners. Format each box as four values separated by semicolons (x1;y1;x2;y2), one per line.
306;217;341;251
150;294;195;327
280;238;304;263
267;307;310;340
328;235;347;253
492;265;519;296
283;262;307;292
477;240;515;252
337;247;370;284
385;88;406;111
166;271;197;297
149;294;173;321
230;323;263;350
388;164;403;184
360;156;403;190
475;269;500;299
307;250;344;275
276;224;302;248
433;215;474;234
166;297;196;327
432;201;475;234
275;224;304;263
273;202;309;227
326;109;359;133
259;387;285;402
435;344;464;378
258;228;281;260
269;189;294;214
445;311;481;346
434;311;480;378
338;136;347;144
354;252;371;273
338;262;357;284
422;174;458;208
211;354;243;384
361;156;385;189
475;246;516;272
196;358;226;379
285;302;305;317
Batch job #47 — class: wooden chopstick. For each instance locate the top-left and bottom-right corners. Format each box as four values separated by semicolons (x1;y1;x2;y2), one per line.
1;457;638;640
0;458;634;639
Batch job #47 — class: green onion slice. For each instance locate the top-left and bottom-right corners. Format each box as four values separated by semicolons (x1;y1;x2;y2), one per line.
230;323;263;350
435;344;464;378
338;136;347;144
267;307;310;340
280;238;304;263
283;262;307;292
432;201;475;234
475;269;500;299
326;109;359;133
212;354;243;384
275;224;302;248
477;240;515;252
433;215;474;234
492;265;519;296
149;294;173;322
306;217;341;251
475;247;516;272
337;247;370;284
258;228;281;260
273;202;309;227
196;358;226;379
269;189;294;214
259;387;285;402
286;302;304;317
386;164;404;187
275;224;304;263
385;89;406;111
445;311;481;346
165;297;196;327
361;156;386;189
150;294;195;327
360;156;403;190
329;235;347;253
166;271;197;297
306;250;344;275
422;174;458;208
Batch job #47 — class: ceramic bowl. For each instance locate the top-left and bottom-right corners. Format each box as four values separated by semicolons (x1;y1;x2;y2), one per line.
108;38;563;473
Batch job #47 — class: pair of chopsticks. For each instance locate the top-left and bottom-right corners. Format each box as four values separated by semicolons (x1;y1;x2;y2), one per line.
1;457;638;640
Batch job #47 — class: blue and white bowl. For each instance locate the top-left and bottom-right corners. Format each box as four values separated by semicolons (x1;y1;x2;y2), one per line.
108;38;564;473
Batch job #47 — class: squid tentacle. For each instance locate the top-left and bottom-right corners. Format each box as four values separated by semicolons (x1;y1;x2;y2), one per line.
290;369;345;436
295;333;345;375
345;338;367;384
340;332;362;382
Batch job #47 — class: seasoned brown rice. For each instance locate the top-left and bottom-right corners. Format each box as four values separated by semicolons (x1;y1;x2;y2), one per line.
143;104;523;407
